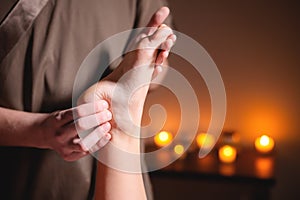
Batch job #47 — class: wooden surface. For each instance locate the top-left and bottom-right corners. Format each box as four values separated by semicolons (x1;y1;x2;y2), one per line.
148;148;276;200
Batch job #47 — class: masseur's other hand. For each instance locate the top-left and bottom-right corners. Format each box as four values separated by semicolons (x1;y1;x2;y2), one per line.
38;100;112;161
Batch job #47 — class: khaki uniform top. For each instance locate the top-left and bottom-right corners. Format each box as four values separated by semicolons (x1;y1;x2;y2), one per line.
0;0;171;199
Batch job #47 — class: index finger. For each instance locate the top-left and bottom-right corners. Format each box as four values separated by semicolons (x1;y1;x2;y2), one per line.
58;100;109;125
73;100;109;120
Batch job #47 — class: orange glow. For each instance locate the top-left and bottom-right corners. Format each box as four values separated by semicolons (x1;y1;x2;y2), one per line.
255;135;275;153
196;133;216;149
218;145;237;163
154;131;173;147
174;144;184;155
255;157;274;178
156;150;172;163
219;164;236;176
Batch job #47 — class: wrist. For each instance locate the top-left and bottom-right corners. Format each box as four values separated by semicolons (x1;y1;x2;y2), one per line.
110;128;141;154
27;113;51;149
99;130;143;173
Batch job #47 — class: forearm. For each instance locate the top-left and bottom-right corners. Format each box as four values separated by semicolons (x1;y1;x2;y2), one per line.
0;107;47;148
94;133;147;200
95;165;146;200
86;8;174;199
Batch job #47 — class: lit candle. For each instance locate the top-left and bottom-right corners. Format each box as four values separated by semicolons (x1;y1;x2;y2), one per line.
196;133;215;150
218;145;237;163
255;135;275;154
154;131;173;147
173;144;187;160
174;144;185;155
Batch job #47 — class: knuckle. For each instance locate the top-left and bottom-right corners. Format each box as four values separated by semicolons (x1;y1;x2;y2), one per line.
162;25;172;32
61;149;70;159
57;109;73;121
72;108;81;118
151;32;160;41
95;124;109;138
55;133;65;144
63;154;77;162
52;110;63;121
65;109;74;120
64;157;72;162
138;38;150;49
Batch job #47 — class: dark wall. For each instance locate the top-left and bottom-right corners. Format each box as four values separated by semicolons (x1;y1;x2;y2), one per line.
144;0;300;199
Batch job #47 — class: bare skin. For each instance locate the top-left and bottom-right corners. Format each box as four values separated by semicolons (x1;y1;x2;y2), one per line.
0;100;112;161
0;6;175;199
78;7;175;200
0;8;174;162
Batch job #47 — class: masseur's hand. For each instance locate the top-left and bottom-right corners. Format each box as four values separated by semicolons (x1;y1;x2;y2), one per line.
38;100;112;161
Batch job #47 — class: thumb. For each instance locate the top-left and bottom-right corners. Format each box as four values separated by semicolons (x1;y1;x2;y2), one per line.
144;7;170;35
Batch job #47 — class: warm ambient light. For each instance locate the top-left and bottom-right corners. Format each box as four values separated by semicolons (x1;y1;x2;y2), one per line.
154;131;173;147
196;133;215;150
255;135;275;153
255;157;274;178
218;145;237;163
174;144;184;155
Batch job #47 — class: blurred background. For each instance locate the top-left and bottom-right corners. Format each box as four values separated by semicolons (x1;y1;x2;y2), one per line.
142;0;300;199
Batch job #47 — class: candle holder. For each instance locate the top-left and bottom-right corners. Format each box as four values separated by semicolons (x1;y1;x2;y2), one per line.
216;131;240;163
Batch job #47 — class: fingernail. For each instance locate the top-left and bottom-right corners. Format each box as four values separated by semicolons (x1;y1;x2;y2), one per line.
106;110;112;119
163;51;169;58
102;101;109;108
167;38;174;48
103;122;111;130
172;34;177;42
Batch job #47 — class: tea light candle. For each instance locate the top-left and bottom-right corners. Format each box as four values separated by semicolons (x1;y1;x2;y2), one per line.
154;131;173;147
174;144;184;155
196;133;215;150
255;135;275;154
218;145;237;163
